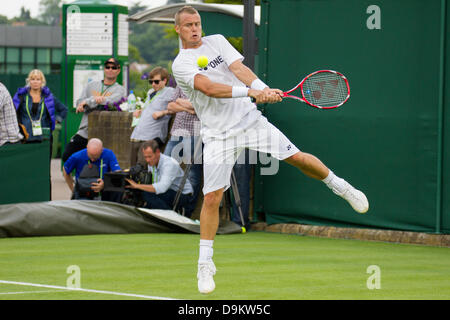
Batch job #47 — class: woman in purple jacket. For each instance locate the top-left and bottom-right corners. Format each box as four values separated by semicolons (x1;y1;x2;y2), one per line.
13;69;67;144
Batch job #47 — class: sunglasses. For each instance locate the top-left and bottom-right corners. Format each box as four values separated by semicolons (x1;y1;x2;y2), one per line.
105;65;119;70
149;79;161;84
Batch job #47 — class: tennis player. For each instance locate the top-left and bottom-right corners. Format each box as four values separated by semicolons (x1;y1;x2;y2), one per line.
172;5;369;294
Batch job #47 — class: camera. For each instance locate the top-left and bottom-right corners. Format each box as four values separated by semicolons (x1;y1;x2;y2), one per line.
103;163;152;207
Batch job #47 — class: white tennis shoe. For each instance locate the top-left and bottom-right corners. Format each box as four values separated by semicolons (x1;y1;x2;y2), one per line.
333;182;369;214
197;261;216;294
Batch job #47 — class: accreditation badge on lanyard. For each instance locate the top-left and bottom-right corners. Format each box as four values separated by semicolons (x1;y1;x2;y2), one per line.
26;96;45;136
32;120;43;136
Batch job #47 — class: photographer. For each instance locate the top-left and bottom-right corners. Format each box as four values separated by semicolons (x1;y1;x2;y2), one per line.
125;139;195;217
63;138;122;202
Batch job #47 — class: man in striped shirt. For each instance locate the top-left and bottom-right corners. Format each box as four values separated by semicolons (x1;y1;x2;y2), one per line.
0;82;23;146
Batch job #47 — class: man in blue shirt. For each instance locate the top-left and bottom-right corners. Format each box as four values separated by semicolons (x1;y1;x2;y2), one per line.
125;139;195;217
63;138;121;201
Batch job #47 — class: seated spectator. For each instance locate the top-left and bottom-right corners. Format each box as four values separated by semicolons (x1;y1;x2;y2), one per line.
125;140;195;217
0;82;23;146
62;57;126;162
63;138;122;202
13;69;67;151
129;67;175;166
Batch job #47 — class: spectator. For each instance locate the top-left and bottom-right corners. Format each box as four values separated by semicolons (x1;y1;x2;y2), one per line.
13;69;67;150
62;57;126;162
126;139;195;217
0;82;23;146
163;86;203;213
129;67;175;166
63;138;122;202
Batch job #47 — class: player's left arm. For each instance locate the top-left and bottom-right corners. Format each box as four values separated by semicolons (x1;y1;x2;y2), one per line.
228;59;258;86
194;73;279;104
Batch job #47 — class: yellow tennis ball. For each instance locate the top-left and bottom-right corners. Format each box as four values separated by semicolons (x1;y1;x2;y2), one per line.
197;56;208;68
241;226;246;234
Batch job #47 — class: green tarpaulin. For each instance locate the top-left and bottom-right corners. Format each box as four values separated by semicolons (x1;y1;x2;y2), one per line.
0;200;242;238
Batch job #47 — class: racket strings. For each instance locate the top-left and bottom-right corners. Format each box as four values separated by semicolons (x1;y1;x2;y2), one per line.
302;73;349;108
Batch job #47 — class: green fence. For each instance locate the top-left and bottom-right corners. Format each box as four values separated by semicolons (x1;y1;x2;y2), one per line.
0;141;51;204
0;74;62;101
255;0;449;233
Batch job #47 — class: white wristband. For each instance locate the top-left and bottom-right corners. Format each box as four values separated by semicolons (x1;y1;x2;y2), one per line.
251;78;269;91
232;86;249;98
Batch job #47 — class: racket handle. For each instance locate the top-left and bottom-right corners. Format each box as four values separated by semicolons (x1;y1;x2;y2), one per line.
250;93;286;103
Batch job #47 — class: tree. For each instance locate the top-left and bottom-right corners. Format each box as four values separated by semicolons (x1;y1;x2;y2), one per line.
20;7;31;20
128;68;153;100
39;0;62;26
129;44;145;63
129;23;179;65
0;15;8;24
9;7;47;26
129;2;152;36
129;1;147;15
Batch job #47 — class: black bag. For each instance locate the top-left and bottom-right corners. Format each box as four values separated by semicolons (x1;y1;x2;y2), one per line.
76;162;100;198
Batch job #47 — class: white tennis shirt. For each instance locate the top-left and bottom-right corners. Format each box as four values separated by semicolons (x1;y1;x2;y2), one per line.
172;34;261;141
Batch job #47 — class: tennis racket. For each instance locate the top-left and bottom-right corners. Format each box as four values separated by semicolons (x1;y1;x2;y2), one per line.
282;70;350;109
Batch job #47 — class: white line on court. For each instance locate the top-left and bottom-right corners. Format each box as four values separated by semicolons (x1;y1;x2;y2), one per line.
0;290;59;295
0;280;179;300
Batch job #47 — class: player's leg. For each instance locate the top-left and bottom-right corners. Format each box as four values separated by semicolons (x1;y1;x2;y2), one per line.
246;116;369;213
196;188;223;294
199;188;223;241
196;139;237;294
284;151;368;213
283;151;329;180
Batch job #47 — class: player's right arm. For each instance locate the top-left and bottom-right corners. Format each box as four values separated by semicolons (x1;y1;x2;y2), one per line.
167;99;195;114
194;74;232;98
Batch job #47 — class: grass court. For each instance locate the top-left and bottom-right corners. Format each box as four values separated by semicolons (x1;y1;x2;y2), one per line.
0;231;449;300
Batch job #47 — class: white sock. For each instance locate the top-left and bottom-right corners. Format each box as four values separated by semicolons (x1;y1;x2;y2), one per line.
198;239;214;263
322;171;348;194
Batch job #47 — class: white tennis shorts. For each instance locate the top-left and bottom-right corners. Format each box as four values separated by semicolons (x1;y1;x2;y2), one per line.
202;114;299;194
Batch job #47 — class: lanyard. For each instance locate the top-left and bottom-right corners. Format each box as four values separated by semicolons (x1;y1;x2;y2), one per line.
101;82;113;95
147;90;161;104
25;95;44;122
152;166;157;184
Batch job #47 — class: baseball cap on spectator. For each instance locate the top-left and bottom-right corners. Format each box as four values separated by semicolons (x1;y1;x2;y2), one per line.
104;57;120;67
